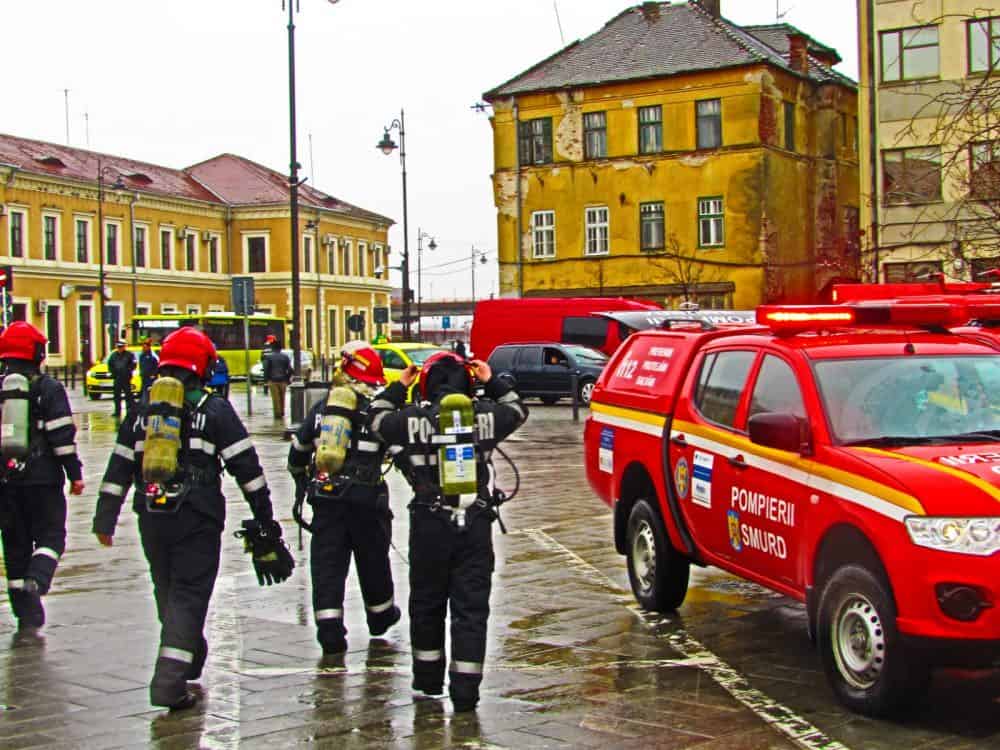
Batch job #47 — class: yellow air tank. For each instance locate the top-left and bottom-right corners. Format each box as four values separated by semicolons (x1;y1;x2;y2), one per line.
314;386;356;476
438;393;477;496
142;377;185;483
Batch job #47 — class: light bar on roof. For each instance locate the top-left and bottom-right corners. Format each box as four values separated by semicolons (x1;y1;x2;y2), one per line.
758;302;969;332
757;306;855;327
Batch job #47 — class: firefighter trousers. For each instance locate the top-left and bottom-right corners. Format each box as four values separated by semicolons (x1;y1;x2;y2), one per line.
409;506;494;708
310;497;396;653
0;484;67;627
138;504;220;707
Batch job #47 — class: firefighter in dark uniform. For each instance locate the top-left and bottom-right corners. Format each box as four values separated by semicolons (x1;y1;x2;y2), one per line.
93;326;293;710
0;322;84;632
368;353;527;712
288;342;400;655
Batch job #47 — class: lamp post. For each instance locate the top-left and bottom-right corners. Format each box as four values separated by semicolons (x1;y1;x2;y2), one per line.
471;245;488;306
377;111;412;340
96;158;124;360
416;229;436;340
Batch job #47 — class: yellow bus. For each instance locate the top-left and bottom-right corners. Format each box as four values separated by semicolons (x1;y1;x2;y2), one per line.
131;313;286;377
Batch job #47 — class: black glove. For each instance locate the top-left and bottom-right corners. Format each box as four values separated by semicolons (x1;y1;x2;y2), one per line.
235;519;295;586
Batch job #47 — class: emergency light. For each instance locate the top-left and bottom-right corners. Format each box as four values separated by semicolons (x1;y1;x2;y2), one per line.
757;302;973;333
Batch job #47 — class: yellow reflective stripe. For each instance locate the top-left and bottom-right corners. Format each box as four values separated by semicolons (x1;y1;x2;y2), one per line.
590;402;667;429
672;419;925;517
857;447;1000;507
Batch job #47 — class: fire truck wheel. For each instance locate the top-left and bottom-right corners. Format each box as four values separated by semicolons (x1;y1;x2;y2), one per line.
626;499;689;612
817;564;929;717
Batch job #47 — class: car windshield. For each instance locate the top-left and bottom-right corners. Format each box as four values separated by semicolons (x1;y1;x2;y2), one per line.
814;355;1000;445
563;345;608;364
405;348;447;365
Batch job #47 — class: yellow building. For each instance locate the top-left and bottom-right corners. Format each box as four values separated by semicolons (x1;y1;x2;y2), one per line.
0;134;392;367
483;0;860;308
859;0;1000;283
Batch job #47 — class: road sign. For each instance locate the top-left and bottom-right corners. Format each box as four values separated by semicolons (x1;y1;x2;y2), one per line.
373;306;389;324
231;276;255;316
442;315;451;330
347;313;365;333
0;265;12;292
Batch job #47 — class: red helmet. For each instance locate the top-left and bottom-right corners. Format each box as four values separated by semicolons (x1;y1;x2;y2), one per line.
0;322;47;363
341;342;385;386
264;334;277;345
158;327;217;379
419;351;474;400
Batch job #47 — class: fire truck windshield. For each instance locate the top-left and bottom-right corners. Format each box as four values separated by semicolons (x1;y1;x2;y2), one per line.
814;356;1000;445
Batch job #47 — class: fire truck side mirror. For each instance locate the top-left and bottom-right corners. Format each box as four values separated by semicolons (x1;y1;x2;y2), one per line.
748;413;811;455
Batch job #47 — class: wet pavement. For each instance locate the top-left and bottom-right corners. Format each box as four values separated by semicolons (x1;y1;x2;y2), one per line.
1;384;999;748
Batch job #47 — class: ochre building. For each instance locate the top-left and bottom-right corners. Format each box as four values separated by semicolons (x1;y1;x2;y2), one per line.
484;0;860;308
0;133;392;367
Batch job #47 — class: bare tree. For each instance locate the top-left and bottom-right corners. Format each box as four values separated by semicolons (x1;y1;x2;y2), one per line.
648;234;726;306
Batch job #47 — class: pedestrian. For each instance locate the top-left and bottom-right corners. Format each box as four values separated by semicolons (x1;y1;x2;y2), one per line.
139;337;159;401
288;341;400;657
0;322;84;634
92;326;293;710
207;356;229;399
454;340;467;359
368;352;527;712
107;338;137;418
261;335;292;420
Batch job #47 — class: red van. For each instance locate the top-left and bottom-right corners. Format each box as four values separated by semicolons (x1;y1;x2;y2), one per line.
469;297;661;360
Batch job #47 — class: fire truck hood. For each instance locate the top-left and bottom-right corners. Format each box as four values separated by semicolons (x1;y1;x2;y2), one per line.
843;444;1000;516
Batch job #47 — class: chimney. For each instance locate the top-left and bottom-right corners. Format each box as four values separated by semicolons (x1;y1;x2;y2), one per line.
696;0;721;18
788;32;809;74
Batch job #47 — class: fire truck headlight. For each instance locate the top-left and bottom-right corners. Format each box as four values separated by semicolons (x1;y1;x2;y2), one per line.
905;517;1000;556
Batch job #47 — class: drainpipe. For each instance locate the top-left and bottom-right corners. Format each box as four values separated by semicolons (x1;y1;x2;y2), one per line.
514;101;523;298
866;0;880;282
1;166;19;258
225;205;233;277
129;192;139;320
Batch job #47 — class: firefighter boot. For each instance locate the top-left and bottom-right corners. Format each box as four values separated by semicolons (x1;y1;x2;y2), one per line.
412;651;445;697
185;636;208;681
449;669;482;713
369;604;401;637
151;656;198;710
15;579;45;631
316;619;347;655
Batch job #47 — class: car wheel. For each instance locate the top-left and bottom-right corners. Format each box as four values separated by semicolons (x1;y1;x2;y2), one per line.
579;379;596;405
626;499;689;612
540;395;560;405
817;564;929;717
89;391;101;400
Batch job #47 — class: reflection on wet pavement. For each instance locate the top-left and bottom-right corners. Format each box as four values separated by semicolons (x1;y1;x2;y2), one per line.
0;385;996;748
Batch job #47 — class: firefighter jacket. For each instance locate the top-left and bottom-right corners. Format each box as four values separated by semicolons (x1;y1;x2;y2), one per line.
1;364;82;486
287;388;387;497
367;378;527;503
92;392;274;536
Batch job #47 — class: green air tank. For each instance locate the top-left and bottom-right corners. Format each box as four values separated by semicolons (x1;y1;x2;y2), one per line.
437;392;477;496
0;373;31;460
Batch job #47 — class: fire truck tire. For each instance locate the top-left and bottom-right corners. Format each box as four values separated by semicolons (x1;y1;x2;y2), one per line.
626;499;689;612
817;564;929;717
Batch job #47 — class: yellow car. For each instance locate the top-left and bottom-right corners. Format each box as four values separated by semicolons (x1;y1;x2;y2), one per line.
84;346;157;400
373;342;449;400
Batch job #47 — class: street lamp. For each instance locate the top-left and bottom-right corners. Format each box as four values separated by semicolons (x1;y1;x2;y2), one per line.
416;229;436;340
377;110;413;340
96;158;124;360
471;245;488;306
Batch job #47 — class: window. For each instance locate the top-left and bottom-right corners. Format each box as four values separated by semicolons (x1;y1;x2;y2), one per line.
971;256;1000;280
638;105;662;154
340;240;352;276
749;355;806;421
844;206;861;256
327;244;336;275
561;317;609;350
160;303;178;314
881;26;939;82
208;236;219;274
970;141;1000;199
358;242;367;276
136;304;152;316
186;305;201;315
379;348;407;370
518;118;553;165
584;207;609;256
46;305;61;355
303;235;313;274
883;260;942;283
160;229;172;269
134;226;147;268
583;112;607;159
11;303;26;322
696;99;722;149
328;308;337;350
883;147;942;204
694;351;756;429
106;223;118;266
247;236;267;273
784;101;796;152
698;197;725;247
543;346;569;367
185;234;196;271
305;308;315;350
488;346;517;372
9;210;24;258
640;202;665;251
43;215;57;261
76;219;90;263
969;18;1000;73
532;211;556;258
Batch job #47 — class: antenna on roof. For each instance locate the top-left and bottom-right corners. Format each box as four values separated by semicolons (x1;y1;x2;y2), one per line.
63;89;70;145
84;111;90;148
553;0;566;45
309;132;316;186
776;1;793;20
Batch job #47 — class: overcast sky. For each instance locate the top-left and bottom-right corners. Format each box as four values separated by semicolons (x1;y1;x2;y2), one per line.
3;0;858;301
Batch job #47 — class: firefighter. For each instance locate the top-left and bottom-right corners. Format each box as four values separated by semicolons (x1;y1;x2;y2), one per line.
368;353;527;712
93;326;293;710
0;322;84;633
288;341;400;656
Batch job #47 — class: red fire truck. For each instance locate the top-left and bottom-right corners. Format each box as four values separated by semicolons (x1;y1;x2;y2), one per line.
584;301;1000;716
